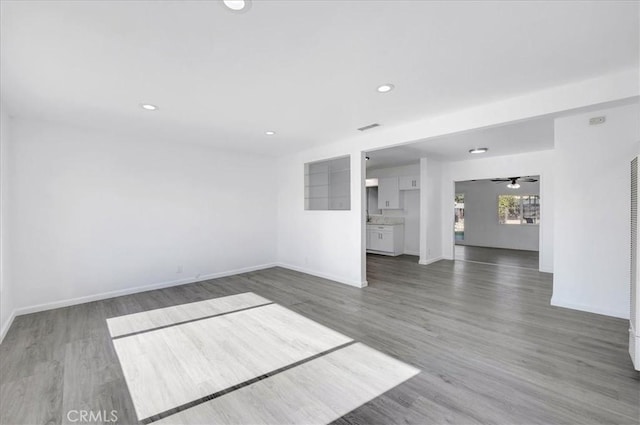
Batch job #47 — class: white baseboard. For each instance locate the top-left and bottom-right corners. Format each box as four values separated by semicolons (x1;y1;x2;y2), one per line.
0;310;16;344
630;324;640;371
6;263;278;321
539;260;554;273
276;263;367;288
418;256;444;266
550;296;629;320
1;261;366;343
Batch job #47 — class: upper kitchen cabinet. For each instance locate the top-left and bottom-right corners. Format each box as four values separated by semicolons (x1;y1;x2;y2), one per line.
399;175;420;190
378;177;402;209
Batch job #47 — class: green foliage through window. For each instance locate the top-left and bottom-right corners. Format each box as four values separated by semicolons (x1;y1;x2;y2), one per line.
498;195;540;224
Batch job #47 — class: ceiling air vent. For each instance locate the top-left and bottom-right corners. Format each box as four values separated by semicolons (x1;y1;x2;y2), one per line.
357;123;381;132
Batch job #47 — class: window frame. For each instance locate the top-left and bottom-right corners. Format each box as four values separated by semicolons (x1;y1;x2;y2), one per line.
304;155;351;211
497;194;540;226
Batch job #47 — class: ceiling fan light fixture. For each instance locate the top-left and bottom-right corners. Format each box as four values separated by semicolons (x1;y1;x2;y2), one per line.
507;182;520;189
469;148;488;154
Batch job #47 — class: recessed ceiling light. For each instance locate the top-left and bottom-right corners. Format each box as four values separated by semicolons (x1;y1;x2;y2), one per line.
141;104;158;111
223;0;250;12
468;148;488;154
377;84;394;93
265;131;276;136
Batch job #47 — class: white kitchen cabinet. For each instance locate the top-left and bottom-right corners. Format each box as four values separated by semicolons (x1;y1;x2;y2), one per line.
399;175;420;190
378;177;402;209
368;228;395;252
367;228;383;251
366;225;404;256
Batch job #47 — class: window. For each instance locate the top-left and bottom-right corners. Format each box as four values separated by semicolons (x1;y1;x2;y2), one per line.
304;156;350;210
498;195;540;224
454;193;465;241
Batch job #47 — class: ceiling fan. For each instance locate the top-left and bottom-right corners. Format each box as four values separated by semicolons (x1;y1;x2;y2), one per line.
491;176;538;189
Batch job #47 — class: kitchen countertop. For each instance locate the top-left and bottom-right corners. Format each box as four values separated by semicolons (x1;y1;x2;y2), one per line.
367;216;405;225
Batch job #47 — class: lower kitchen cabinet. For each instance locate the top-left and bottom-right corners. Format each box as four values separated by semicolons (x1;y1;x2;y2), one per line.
366;224;404;256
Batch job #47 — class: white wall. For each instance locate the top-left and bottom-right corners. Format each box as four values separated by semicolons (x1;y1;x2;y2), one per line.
442;150;554;272
367;163;420;255
455;179;540;251
277;147;366;287
366;187;380;216
0;72;635;338
0;105;13;341
553;103;640;319
276;72;635;288
5;118;278;315
420;157;443;264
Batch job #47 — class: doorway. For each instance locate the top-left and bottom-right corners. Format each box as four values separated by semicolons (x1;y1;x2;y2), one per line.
452;177;541;270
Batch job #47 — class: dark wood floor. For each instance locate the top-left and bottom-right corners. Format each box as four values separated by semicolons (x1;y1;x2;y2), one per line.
1;255;638;424
455;244;540;269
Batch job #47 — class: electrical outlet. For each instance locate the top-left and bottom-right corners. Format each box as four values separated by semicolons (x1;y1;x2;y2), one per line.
176;265;183;273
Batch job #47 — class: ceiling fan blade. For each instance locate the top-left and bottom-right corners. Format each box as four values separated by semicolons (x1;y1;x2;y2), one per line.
521;178;538;182
491;179;510;182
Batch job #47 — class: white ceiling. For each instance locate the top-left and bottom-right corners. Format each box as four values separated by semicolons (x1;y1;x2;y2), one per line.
366;116;554;169
1;1;638;156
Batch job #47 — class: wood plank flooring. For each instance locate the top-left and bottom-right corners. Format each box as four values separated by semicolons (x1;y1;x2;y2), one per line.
1;255;638;424
455;244;540;269
153;342;419;425
113;303;352;420
107;292;271;337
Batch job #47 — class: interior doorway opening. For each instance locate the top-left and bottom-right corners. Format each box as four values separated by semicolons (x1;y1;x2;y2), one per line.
453;176;541;270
